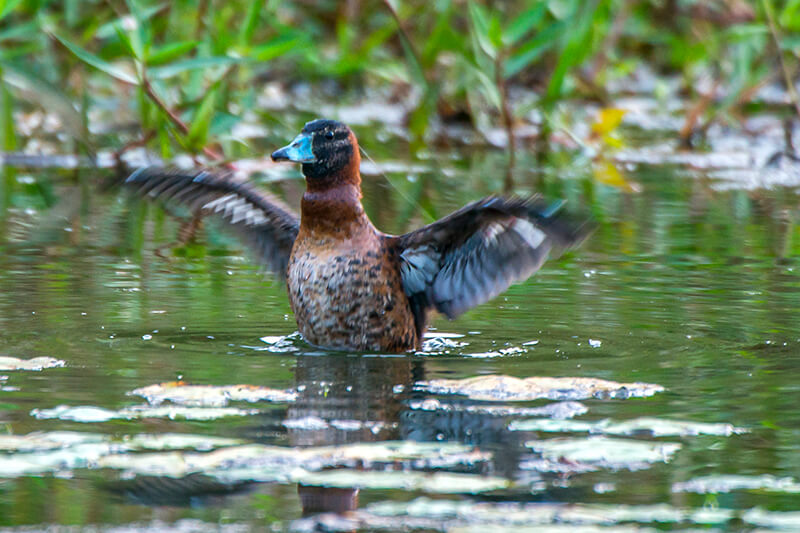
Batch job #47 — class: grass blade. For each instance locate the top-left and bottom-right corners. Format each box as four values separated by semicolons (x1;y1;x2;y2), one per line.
0;0;22;21
148;56;245;79
187;85;219;149
147;40;199;66
51;33;138;85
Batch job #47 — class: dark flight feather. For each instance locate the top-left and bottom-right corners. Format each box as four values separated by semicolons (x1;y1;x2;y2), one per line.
395;196;592;331
125;167;300;277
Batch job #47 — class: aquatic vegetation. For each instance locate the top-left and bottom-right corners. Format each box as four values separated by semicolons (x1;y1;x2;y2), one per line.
0;356;64;371
129;381;298;406
290;469;510;494
527;436;681;470
673;474;800;494
408;398;589;419
294;496;800;532
31;404;260;422
0;433;494;487
416;374;664;401
509;415;745;436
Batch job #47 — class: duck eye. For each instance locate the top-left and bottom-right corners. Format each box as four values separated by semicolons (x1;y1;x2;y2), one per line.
325;130;335;140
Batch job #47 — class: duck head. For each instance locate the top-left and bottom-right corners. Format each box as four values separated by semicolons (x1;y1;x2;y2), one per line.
271;119;360;190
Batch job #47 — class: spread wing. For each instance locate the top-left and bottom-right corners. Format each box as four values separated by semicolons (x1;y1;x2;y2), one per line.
395;196;592;331
124;167;300;278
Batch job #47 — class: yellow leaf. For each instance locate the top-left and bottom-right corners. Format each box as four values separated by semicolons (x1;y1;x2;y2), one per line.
591;108;627;137
592;158;640;193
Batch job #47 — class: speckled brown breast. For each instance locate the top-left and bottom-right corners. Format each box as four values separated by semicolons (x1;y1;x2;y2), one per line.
286;224;418;352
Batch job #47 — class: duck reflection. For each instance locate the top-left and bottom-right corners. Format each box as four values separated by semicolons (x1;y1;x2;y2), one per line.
286;353;421;446
288;353;419;518
287;351;523;453
287;351;526;515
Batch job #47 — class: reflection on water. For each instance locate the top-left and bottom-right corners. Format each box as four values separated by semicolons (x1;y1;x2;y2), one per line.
286;355;418;446
2;142;800;529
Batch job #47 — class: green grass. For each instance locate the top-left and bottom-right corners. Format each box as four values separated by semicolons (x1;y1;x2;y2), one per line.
0;0;797;163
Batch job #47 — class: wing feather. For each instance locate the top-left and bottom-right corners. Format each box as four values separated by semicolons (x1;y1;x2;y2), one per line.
395;196;592;329
125;167;300;278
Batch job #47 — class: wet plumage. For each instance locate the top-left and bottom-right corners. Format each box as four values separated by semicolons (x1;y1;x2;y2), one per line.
124;119;592;352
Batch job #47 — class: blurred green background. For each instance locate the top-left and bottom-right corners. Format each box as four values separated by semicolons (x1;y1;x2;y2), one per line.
1;0;797;164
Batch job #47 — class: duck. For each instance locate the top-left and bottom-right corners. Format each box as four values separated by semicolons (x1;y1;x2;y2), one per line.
125;119;592;352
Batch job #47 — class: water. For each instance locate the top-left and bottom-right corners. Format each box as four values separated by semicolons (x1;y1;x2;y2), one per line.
2;121;800;530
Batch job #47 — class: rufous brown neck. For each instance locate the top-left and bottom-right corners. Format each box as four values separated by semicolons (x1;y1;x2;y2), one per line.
299;147;371;238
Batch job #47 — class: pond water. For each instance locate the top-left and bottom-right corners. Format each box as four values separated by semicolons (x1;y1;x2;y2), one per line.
1;107;800;531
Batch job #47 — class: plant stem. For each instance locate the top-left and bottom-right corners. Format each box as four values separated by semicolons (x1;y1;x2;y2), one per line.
495;51;515;193
382;0;428;84
141;74;227;163
679;80;718;147
587;0;631;83
763;0;800;119
113;130;156;166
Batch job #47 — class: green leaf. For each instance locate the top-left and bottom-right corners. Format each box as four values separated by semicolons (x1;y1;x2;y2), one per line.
0;0;22;21
127;27;145;60
422;1;455;66
505;3;546;45
780;0;800;31
65;0;79;28
148;56;245;79
408;85;439;152
399;34;427;87
468;1;496;59
463;61;501;108
114;23;138;58
468;0;489;35
781;34;800;50
210;111;241;136
488;14;503;51
251;36;299;62
383;5;428;86
95;3;165;40
725;23;769;41
0;67;16;152
0;20;37;42
187;86;219;148
147;40;198;66
125;0;150;58
336;18;355;52
504;21;562;78
0;42;38;61
545;0;597;102
358;21;396;57
51;33;138;84
239;0;262;45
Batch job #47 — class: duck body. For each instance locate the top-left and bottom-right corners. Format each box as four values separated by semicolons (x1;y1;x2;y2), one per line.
125;119;592;353
288;189;417;351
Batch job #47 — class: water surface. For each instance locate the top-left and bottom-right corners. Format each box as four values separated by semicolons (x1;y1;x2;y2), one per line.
1;114;800;530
